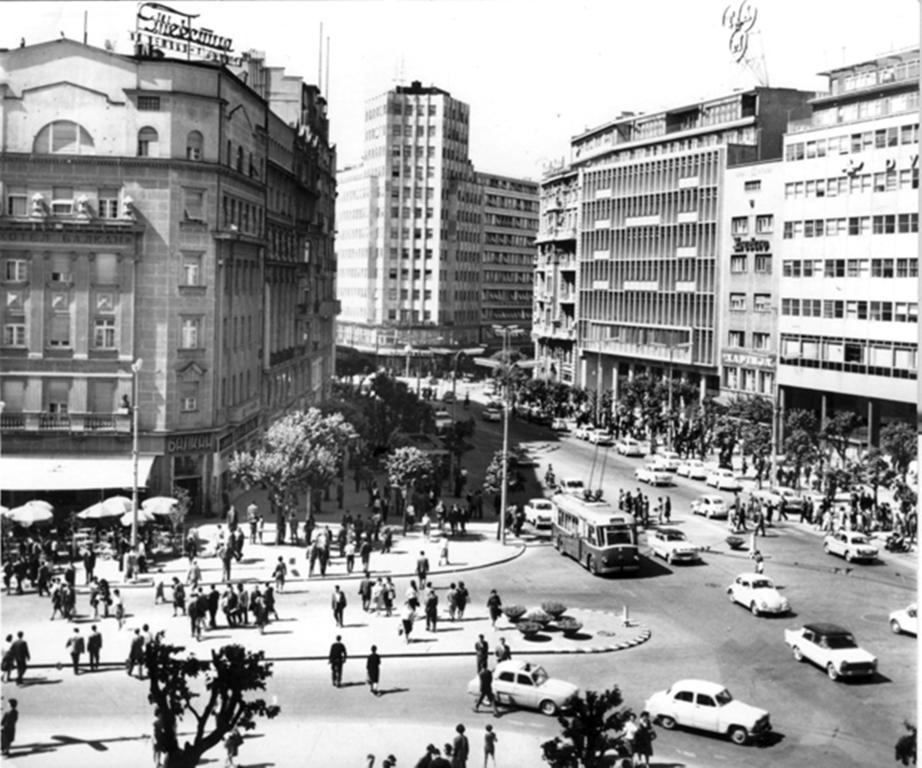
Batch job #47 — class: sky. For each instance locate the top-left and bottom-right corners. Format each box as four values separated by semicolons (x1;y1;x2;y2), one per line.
4;0;919;179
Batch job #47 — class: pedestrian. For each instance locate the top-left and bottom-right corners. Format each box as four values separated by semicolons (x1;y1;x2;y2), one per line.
360;536;372;572
208;584;220;629
172;578;186;616
65;627;85;675
221;586;237;627
754;551;765;575
224;726;243;768
439;537;450;566
366;644;381;695
494;637;511;663
416;550;430;585
621;712;638;765
127;628;146;678
483;724;498;768
11;631;30;685
474;634;489;672
399;602;416;644
456;582;469;620
328;634;347;687
1;699;18;757
0;635;13;683
266;554;285;592
331;584;347;627
447;583;459;621
265;584;280;621
486;590;502;628
188;591;203;641
88;625;102;671
359;571;374;612
235;583;249;626
452;724;470;768
633;711;656;767
186;558;201;591
425;583;439;632
473;666;499;716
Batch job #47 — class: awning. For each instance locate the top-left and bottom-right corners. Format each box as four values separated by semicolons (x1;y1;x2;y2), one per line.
0;455;156;492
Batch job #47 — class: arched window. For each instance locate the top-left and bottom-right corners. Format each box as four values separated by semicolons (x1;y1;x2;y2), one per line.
137;127;159;157
186;130;203;160
33;121;94;154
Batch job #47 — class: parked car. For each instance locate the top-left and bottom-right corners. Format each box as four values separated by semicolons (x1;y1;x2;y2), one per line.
676;459;709;480
558;477;585;496
588;429;614;446
823;529;879;563
574;424;593;441
482;405;502;422
551;417;570;432
750;486;805;513
441;390;456;403
690;494;729;519
635;464;674;487
648;528;700;564
727;573;790;616
889;604;918;636
525;498;557;529
784;623;878;681
652;450;681;471
706;468;742;491
433;409;453;433
616;437;646;457
467;660;579;716
645;679;772;745
510;449;539;468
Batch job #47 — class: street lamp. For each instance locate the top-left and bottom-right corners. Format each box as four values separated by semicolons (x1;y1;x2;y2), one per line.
492;325;522;545
130;358;143;553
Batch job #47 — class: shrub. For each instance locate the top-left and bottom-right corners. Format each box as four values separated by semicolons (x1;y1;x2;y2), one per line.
522;607;552;625
503;605;527;622
556;617;583;635
541;601;567;619
517;621;543;637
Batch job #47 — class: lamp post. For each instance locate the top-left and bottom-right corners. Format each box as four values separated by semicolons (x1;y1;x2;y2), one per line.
493;325;521;545
130;358;143;553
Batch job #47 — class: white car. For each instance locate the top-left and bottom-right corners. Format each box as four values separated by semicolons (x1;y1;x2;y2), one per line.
525;498;557;529
574;424;593;440
750;486;805;513
676;459;708;479
616;437;646;457
889;604;918;636
482;406;502;422
645;679;772;745
648;528;700;564
784;623;878;681
727;573;790;616
467;660;579;716
652;450;681;471
706;468;742;491
550;418;570;432
823;529;879;563
635;465;673;486
690;494;729;519
588;429;614;446
558;477;585;496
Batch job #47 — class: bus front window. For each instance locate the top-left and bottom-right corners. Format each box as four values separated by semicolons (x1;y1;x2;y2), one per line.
601;526;633;546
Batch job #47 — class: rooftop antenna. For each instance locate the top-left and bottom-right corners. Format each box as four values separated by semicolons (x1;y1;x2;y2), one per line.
325;36;330;98
83;10;88;44
317;23;323;87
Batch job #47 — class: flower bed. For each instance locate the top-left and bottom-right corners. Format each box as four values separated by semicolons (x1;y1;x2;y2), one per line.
555;617;583;636
503;605;526;623
517;621;543;638
541;601;567;620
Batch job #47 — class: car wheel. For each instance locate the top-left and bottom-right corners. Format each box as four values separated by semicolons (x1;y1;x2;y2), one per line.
555;537;563;553
539;699;558;716
658;715;676;730
792;645;804;662
586;555;597;575
827;663;840;682
750;602;760;617
728;590;737;603
665;552;672;565
728;726;749;745
890;619;903;634
845;550;854;563
823;542;831;554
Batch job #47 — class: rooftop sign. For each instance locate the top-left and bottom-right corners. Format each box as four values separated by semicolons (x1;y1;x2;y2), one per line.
131;2;241;64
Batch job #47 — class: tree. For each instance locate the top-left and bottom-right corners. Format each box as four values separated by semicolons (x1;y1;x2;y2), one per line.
229;409;356;543
820;410;861;466
440;418;476;478
783;409;820;489
146;642;280;768
880;422;917;480
740;421;772;487
541;687;630;768
384;446;434;533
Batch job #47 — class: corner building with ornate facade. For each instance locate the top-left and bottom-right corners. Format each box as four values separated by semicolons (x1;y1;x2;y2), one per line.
0;39;336;514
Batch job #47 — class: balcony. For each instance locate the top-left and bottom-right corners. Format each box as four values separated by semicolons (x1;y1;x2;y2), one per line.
1;412;131;434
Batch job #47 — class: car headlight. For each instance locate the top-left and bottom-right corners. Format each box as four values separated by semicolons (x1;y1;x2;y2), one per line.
759;601;768;609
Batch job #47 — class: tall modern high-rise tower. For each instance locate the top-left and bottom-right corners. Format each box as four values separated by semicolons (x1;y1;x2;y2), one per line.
337;82;483;368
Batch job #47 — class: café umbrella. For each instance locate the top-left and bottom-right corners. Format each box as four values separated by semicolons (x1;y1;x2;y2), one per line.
141;496;180;516
120;508;156;527
78;495;134;520
6;501;54;527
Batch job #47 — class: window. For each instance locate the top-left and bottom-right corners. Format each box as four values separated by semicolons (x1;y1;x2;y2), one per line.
138;95;161;111
180;382;199;412
674;690;694;703
184;189;205;221
137;126;159;157
743;180;761;192
93;318;116;348
181;317;202;349
46;380;69;414
3;323;25;346
754;255;771;273
731;216;748;235
755;215;773;234
186;131;203;160
97;188;119;219
898;213;919;233
49;313;70;347
729;293;746;311
753;294;771;312
33;120;95;154
3;259;27;282
728;330;745;347
182;252;203;285
730;255;747;273
51;186;74;215
753;332;770;350
5;188;27;216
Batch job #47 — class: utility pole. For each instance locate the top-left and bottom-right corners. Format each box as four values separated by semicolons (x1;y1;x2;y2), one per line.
494;325;521;545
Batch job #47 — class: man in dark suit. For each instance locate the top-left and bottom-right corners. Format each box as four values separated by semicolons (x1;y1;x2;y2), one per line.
65;628;85;675
328;635;347;687
87;625;102;671
10;632;29;685
207;584;220;629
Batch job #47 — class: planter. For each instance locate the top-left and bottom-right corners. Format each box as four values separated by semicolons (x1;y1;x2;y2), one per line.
522;607;552;625
503;605;527;623
555;618;583;636
541;601;568;620
726;536;746;550
517;621;543;638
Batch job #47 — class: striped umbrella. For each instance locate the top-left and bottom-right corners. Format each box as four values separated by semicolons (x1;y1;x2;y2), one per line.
78;495;133;520
7;502;54;527
120;508;157;527
141;496;180;516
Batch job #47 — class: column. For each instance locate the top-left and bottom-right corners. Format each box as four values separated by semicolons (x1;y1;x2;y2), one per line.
28;252;47;358
820;393;828;431
867;399;877;447
118;254;136;362
778;386;786;449
699;376;706;403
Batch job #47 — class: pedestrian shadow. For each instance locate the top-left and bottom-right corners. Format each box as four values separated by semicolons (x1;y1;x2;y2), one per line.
18;676;63;687
201;633;233;640
377;686;409;696
339;680;366;688
342;623;369;629
407;637;436;644
11;732;148;756
259;629;293;636
435;626;464;633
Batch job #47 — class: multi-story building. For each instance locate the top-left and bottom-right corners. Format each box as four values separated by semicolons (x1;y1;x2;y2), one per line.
718;159;783;400
533;166;579;383
0;38;336;513
534;88;813;402
778;49;919;442
476;171;538;350
336;82;482;370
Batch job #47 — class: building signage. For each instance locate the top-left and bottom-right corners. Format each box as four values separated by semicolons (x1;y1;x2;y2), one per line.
0;228;136;245
217;415;260;453
722;351;773;368
732;237;770;253
132;2;241;64
167;431;214;454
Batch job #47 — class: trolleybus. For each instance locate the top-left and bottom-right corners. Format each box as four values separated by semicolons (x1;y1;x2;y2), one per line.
551;492;640;575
